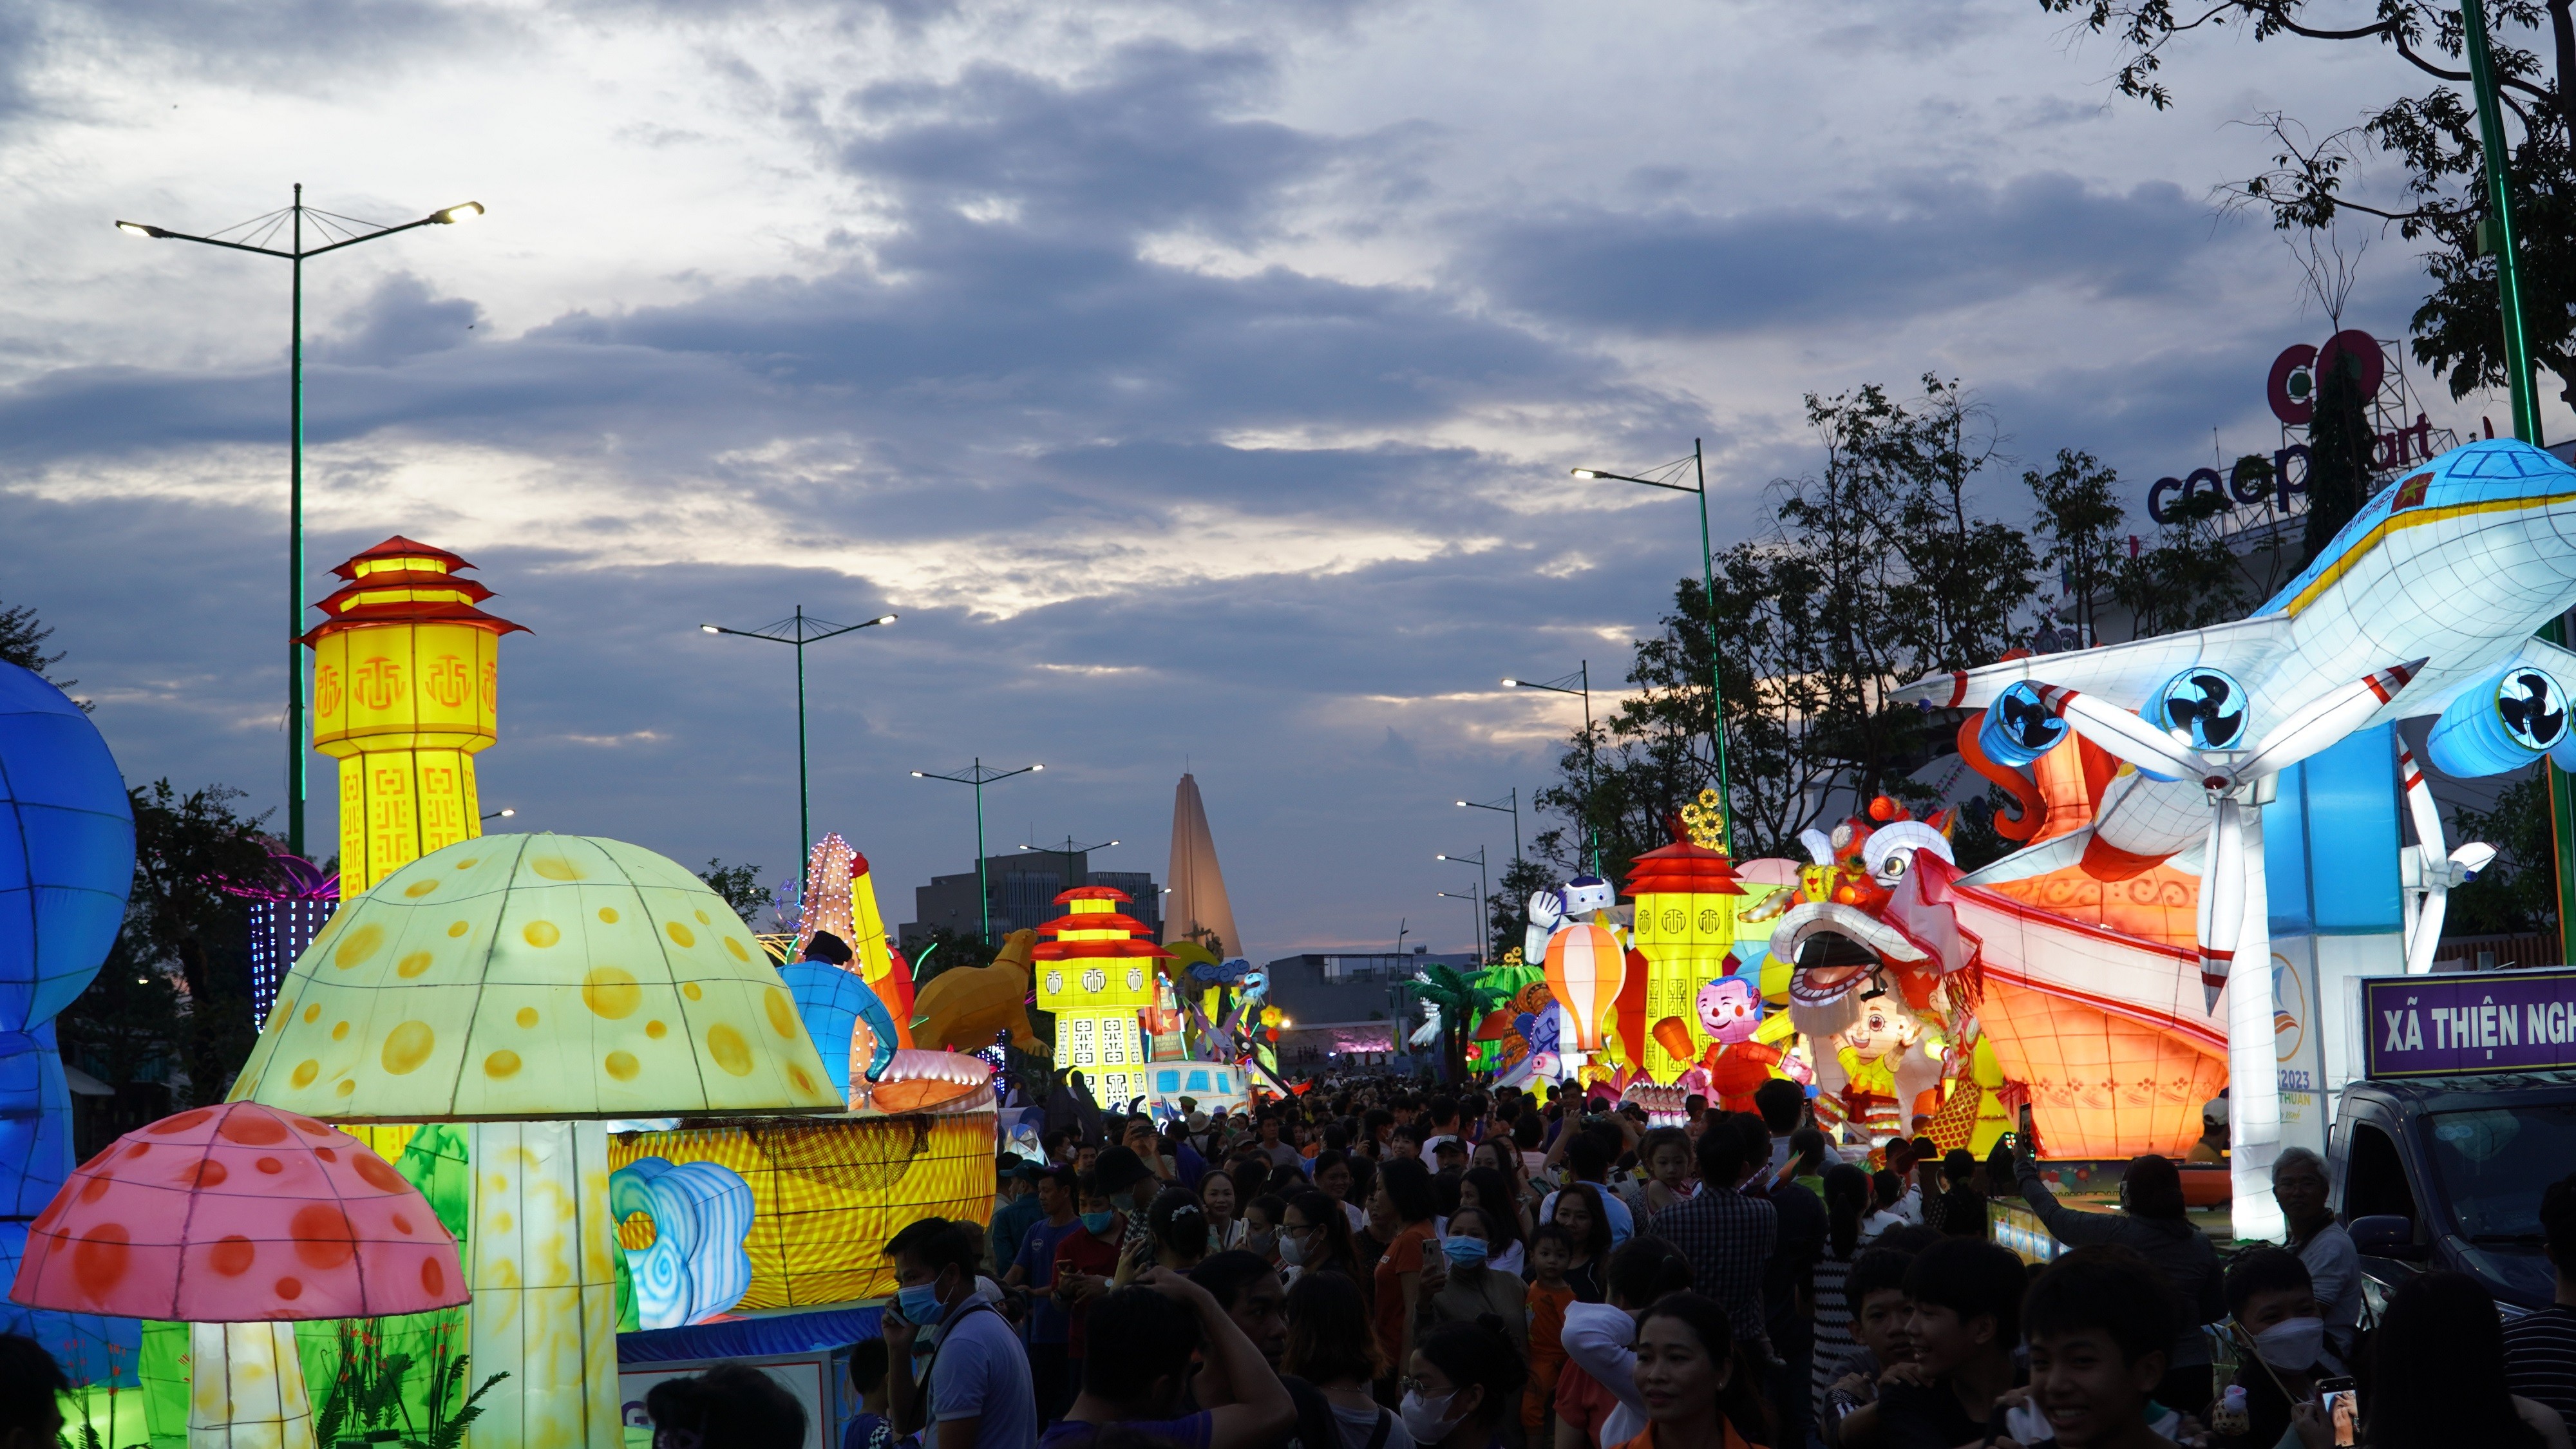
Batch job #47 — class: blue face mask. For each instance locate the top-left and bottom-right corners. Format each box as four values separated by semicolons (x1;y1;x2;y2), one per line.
1080;1211;1115;1235
896;1282;943;1324
1443;1236;1490;1267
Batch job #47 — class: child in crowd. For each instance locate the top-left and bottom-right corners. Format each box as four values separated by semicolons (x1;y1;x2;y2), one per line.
1521;1224;1580;1436
2014;1247;2186;1449
1862;1237;2027;1449
842;1339;911;1449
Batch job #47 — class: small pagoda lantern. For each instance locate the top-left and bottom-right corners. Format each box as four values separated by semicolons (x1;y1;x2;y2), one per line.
10;1101;467;1449
1032;886;1171;1106
1627;792;1747;1083
303;537;526;895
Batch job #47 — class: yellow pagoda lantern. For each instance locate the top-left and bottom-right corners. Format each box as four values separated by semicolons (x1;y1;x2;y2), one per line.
1032;886;1171;1104
1627;792;1746;1083
303;536;524;895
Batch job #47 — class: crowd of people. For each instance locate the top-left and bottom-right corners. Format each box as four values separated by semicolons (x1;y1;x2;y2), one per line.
4;1076;2573;1449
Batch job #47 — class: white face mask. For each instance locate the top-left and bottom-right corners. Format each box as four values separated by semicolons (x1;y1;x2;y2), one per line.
1399;1390;1462;1443
1278;1232;1307;1265
2251;1315;2325;1371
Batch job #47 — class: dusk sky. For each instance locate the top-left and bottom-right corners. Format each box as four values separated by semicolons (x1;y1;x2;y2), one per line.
3;0;2553;960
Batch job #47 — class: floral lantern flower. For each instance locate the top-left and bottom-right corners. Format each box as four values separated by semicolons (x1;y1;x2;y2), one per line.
10;1101;466;1449
231;833;841;1449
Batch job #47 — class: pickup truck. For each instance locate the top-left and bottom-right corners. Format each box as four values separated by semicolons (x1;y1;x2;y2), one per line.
2326;1068;2576;1316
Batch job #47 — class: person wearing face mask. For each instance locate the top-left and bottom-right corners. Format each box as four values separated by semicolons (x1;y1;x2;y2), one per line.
1285;1190;1368;1298
1052;1175;1133;1401
881;1218;1037;1449
1403;1319;1530;1449
2211;1247;2337;1449
2268;1149;2360;1364
1043;1271;1296;1449
1421;1208;1528;1356
2016;1146;2223;1414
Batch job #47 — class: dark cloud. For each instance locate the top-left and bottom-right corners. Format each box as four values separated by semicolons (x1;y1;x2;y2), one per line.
1465;172;2226;336
313;273;486;366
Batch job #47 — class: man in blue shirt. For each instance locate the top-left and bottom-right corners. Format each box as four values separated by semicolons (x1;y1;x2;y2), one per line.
884;1217;1037;1449
1003;1166;1085;1422
987;1159;1047;1279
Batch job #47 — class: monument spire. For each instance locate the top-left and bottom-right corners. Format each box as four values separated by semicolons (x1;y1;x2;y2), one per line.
1163;772;1241;959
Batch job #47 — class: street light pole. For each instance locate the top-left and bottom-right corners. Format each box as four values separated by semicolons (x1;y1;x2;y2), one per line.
1573;440;1736;855
911;759;1044;943
115;189;485;857
703;609;897;874
1435;848;1489;963
1503;665;1600;874
1456;790;1522;869
1019;835;1119;896
1435;893;1482;963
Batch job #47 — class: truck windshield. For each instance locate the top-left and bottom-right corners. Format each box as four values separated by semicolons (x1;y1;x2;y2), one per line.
2426;1103;2576;1240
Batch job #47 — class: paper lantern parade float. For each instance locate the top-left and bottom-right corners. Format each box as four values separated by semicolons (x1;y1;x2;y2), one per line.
10;1101;467;1449
230;835;846;1449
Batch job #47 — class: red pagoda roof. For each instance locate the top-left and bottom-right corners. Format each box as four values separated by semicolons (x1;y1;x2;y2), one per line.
1623;837;1745;895
301;538;525;645
1053;885;1134;904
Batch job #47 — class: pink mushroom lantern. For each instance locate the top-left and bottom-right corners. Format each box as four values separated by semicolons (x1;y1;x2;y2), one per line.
9;1101;468;1449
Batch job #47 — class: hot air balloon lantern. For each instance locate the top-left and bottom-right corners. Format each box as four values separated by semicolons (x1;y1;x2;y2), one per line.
1542;921;1622;1065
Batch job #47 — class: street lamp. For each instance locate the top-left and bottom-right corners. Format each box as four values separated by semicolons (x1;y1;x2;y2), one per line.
911;759;1044;943
701;609;897;872
480;808;515;822
1435;893;1482;963
1435;848;1490;963
1019;836;1119;896
115;186;484;857
1504;665;1601;873
1456;790;1522;868
1573;440;1736;855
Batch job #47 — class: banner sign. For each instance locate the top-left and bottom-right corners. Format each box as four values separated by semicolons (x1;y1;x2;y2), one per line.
2363;969;2576;1079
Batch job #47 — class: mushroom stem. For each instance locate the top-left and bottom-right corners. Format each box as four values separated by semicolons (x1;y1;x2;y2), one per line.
189;1321;316;1449
468;1119;620;1449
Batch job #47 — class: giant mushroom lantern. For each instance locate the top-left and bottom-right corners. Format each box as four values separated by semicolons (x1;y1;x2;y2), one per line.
227;834;842;1449
10;1101;468;1449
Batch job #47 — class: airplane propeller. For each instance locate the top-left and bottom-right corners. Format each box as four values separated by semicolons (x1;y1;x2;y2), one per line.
2032;659;2426;1007
2396;741;2498;974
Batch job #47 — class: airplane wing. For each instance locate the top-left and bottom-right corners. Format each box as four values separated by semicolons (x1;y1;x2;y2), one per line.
1889;615;2298;712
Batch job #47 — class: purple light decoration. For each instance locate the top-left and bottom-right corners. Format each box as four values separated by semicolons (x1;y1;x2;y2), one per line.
219;848;339;1023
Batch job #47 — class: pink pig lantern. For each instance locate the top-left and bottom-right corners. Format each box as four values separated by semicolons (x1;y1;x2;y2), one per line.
10;1101;467;1449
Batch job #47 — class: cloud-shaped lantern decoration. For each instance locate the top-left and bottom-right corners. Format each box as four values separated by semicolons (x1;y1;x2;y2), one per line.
610;1157;755;1329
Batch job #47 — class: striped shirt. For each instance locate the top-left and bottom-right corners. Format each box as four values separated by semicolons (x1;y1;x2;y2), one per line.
2503;1304;2576;1426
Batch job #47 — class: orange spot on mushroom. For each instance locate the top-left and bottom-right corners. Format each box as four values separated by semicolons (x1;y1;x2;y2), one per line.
185;1160;229;1189
77;1174;111;1204
682;982;703;1001
334;923;385;969
71;1225;129;1302
218;1112;289;1146
316;1147;337;1162
790;1065;815;1094
605;1052;639;1081
706;1024;753;1077
522;920;561;949
381;1021;437;1075
293;1117;330;1137
121;1142;150;1160
485;1050;522;1079
392;1213;415;1235
209;1236;254;1277
447;921;469;938
724;937;751;962
646;1021;668;1039
597;907;620;924
515;1007;538;1028
422;1256;447;1298
302;1004;321;1024
402;878;439;898
255;1158;283;1175
582;968;640;1020
330;1021;350;1041
290;1204;356;1269
397;952;433;979
290;1061;320;1089
764;989;799;1039
453;858;478;870
531;855;585;881
148;1109;214;1136
694;909;710;925
274;1276;303;1301
664;922;697;948
335;1080;355;1097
